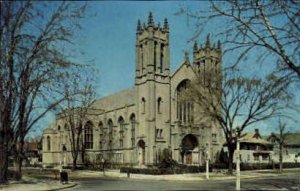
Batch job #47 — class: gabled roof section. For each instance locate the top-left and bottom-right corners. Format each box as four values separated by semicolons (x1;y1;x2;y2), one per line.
43;123;56;134
92;87;136;112
171;58;194;78
239;132;271;145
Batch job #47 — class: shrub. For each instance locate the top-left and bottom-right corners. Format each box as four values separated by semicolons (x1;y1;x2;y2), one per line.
7;170;22;181
120;165;211;175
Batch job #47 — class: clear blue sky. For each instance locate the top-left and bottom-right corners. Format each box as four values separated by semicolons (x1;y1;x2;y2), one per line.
29;1;299;139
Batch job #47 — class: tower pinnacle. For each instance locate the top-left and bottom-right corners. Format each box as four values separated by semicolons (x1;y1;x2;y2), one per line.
137;19;142;33
193;41;198;51
163;18;169;31
148;12;154;27
217;40;221;50
205;34;211;48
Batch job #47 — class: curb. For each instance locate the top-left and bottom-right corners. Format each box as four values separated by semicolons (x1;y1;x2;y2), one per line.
73;171;280;182
0;182;78;191
41;183;78;191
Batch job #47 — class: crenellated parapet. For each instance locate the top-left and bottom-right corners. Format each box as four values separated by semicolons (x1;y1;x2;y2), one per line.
136;12;169;35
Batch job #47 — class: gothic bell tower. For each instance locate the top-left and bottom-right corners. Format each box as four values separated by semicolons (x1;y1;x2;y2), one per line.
135;12;171;165
135;12;170;84
193;35;222;86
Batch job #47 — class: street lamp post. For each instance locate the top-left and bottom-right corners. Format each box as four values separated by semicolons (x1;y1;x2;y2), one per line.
102;158;105;176
236;128;241;191
205;143;210;180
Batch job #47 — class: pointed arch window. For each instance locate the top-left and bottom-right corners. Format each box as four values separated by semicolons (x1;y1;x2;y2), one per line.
47;136;51;151
130;114;136;147
118;117;125;148
142;97;146;114
154;42;157;72
84;121;93;149
160;44;164;73
140;45;144;73
64;124;68;130
157;97;162;113
176;80;194;124
108;119;113;150
99;121;104;149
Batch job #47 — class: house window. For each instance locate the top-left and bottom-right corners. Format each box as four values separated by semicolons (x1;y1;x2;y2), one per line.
84;121;94;149
118;117;125;148
262;154;269;160
130;114;136;147
47;136;51;151
253;154;259;161
247;154;250;161
58;125;61;131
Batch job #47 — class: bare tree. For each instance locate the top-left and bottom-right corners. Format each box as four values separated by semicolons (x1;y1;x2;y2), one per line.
183;68;291;174
278;119;288;173
57;72;99;170
177;0;300;81
0;1;87;183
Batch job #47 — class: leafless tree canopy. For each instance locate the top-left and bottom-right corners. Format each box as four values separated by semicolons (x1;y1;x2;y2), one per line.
177;0;300;81
0;1;89;183
56;71;100;170
182;68;291;173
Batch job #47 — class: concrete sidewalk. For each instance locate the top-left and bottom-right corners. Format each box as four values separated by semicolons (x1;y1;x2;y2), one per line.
71;169;281;181
0;176;77;191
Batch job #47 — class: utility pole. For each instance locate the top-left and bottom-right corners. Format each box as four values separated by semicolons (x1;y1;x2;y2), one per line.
236;128;241;191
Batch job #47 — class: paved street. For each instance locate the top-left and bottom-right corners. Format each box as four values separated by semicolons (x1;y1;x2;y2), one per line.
66;172;300;191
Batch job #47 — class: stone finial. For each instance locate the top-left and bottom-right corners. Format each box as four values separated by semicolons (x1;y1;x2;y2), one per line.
137;19;142;32
217;40;221;50
184;51;189;62
163;18;169;31
193;41;198;51
205;34;211;48
148;12;154;27
157;22;161;28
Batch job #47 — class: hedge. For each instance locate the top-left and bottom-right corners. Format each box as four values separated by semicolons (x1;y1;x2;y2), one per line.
120;166;212;175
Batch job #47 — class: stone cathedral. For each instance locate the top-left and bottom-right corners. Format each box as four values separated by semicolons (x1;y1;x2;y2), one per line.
42;13;224;167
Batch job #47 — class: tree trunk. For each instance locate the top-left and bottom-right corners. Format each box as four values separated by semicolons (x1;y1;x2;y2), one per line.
279;144;283;173
0;141;9;184
228;145;235;175
13;139;24;181
0;120;11;184
72;156;77;170
13;157;22;181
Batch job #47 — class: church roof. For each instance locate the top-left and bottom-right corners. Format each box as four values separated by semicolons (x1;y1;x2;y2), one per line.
92;87;136;112
43;123;56;134
170;59;194;78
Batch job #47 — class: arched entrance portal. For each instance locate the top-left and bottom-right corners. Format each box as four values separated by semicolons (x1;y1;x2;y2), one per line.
137;140;145;166
180;134;198;164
